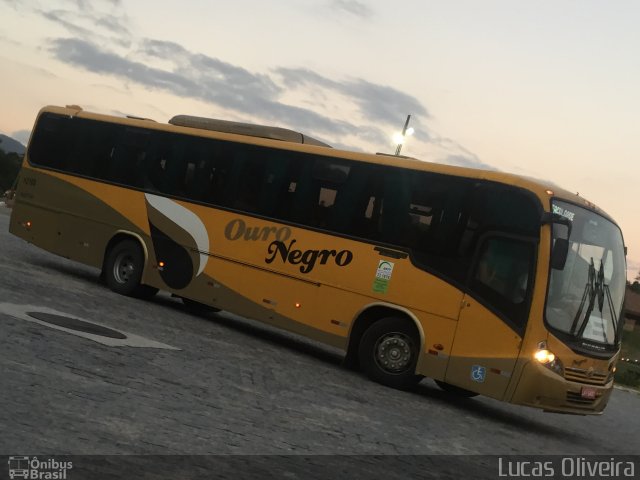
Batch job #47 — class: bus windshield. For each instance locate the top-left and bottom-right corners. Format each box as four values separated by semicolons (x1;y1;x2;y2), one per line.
545;200;626;347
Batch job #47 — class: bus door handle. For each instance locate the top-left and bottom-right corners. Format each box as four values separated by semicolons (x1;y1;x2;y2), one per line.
374;246;408;259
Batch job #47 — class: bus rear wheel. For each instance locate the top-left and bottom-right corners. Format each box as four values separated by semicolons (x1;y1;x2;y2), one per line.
358;317;423;390
104;239;158;298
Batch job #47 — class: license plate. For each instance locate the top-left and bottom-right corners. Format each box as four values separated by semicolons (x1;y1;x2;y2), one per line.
581;387;597;399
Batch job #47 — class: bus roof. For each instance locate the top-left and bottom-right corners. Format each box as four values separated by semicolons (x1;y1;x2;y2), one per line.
169;115;332;148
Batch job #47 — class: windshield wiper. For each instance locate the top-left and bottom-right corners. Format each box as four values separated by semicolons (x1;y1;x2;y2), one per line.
598;260;619;342
569;258;595;336
571;259;618;343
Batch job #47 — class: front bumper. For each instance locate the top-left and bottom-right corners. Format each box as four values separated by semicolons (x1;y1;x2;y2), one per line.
510;361;613;415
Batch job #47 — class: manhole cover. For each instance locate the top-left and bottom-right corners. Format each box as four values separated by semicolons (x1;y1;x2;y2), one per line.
27;312;127;339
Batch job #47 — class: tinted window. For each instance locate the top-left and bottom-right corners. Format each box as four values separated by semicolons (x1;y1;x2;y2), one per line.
177;137;223;202
66;119;119;178
29;113;74;170
470;236;535;330
286;157;355;230
27;112;541;302
346;172;541;285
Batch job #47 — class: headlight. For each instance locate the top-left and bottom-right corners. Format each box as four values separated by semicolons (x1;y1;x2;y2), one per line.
534;349;556;363
534;341;564;377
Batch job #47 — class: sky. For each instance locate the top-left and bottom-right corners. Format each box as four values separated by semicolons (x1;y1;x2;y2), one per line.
1;0;639;280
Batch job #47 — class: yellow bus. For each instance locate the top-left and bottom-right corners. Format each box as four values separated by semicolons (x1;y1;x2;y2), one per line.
10;105;627;414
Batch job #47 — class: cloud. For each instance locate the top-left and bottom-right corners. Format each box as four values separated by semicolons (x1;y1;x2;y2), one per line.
275;67;430;146
36;2;132;47
424;134;496;171
40;9;99;39
51;38;197;94
278;67;429;124
47;35;492;162
48;37;382;142
138;39;282;101
331;0;373;19
35;0;491;166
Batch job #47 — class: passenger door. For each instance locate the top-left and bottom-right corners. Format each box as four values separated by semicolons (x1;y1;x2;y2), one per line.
445;235;536;399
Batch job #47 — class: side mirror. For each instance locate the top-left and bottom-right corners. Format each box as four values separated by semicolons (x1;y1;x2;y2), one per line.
541;211;572;270
541;212;573;238
551;238;569;270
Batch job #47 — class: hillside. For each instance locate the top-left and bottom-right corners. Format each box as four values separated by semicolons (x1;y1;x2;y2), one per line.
0;134;26;155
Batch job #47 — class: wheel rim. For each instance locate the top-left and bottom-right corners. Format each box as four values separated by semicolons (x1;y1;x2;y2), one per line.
112;252;136;284
374;331;414;374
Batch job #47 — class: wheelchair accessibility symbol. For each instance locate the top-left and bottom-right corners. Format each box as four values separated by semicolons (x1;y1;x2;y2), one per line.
471;365;486;383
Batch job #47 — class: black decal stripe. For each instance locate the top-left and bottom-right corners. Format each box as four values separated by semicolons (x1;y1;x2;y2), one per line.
149;222;194;290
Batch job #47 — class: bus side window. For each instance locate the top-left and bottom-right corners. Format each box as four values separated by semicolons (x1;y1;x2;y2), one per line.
347;166;384;240
288;159;317;225
64;120;91;176
88;122;119;181
285;157;350;230
29;113;74;170
328;163;371;234
380;169;411;245
143;132;191;196
256;153;291;217
165;137;189;196
196;138;233;204
183;139;214;202
207;146;233;206
109;128;150;188
231;149;264;213
66;119;118;180
271;154;304;221
471;236;534;329
447;182;540;284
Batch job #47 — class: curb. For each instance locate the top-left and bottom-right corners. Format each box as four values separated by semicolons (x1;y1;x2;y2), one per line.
614;385;640;394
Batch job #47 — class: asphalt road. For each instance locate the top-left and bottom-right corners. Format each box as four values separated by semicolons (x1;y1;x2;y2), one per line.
0;207;638;479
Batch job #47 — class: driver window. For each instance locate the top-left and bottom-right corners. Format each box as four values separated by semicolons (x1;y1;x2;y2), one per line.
471;236;534;331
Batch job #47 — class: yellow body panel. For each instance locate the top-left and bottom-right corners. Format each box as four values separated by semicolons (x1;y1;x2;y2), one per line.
446;295;522;400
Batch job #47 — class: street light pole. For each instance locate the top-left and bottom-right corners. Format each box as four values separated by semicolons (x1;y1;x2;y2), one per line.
395;114;412;156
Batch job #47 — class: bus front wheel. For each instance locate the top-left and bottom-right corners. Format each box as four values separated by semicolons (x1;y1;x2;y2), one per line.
358;317;423;390
104;239;158;298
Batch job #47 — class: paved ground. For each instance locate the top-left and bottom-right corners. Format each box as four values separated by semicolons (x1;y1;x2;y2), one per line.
0;207;638;478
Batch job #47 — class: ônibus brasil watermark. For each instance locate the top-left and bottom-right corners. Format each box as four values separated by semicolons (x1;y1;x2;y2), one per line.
8;456;72;479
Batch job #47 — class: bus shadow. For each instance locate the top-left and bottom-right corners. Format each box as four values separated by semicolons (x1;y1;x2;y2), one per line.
28;257;103;286
409;382;591;444
150;294;346;368
162;298;591;445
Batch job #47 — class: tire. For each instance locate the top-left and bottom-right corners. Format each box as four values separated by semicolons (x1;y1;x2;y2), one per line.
358;317;423;390
181;297;221;315
434;380;479;398
104;239;158;298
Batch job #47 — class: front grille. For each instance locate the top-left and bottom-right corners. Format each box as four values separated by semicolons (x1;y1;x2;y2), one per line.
564;367;608;386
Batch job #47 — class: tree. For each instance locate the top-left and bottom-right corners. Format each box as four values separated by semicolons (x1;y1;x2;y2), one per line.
631;270;640;293
0;140;23;192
